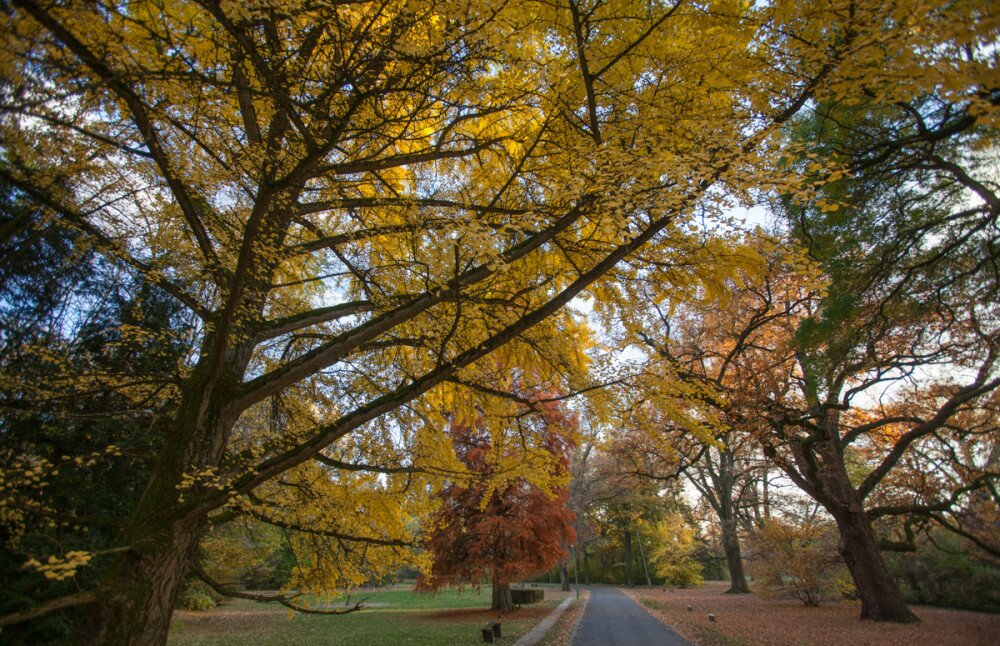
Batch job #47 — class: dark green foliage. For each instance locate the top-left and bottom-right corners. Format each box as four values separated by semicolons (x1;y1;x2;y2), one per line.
0;178;191;639
888;538;1000;613
237;542;296;590
693;543;727;582
778;96;999;399
510;588;544;604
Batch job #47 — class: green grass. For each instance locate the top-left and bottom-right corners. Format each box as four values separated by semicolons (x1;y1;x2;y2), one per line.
168;584;566;646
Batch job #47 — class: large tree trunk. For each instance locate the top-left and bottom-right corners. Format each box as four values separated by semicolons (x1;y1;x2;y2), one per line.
583;549;590;584
560;559;570;592
491;580;514;614
76;349;247;644
807;429;917;623
720;515;750;594
81;516;206;644
831;503;917;622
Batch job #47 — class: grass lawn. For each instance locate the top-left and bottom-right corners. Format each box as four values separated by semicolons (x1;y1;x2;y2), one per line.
168;583;568;646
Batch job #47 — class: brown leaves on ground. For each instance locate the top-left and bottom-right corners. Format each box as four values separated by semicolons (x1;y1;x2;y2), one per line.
539;589;590;646
628;583;1000;646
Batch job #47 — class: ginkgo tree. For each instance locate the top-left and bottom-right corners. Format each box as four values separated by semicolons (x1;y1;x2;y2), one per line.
0;0;988;643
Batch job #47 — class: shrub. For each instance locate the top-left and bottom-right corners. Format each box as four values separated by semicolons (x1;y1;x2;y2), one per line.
510;588;545;604
748;518;853;606
176;579;221;611
887;536;1000;612
659;560;704;588
237;543;295;590
649;514;704;589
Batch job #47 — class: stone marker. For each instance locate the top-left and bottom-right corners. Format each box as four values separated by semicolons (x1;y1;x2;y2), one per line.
687;605;693;611
708;613;717;622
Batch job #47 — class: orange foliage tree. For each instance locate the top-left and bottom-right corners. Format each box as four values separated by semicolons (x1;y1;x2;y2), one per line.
417;395;577;613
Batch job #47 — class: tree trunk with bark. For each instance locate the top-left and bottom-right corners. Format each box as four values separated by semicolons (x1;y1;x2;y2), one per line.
720;515;750;594
692;445;751;594
788;418;917;623
491;580;514;614
623;530;634;586
81;516;206;644
560;559;570;592
76;338;252;644
831;501;916;621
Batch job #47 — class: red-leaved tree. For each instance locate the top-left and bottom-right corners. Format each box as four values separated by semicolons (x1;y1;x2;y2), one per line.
417;395;577;613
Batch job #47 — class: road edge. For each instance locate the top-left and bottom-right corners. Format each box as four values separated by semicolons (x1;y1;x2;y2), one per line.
513;591;577;646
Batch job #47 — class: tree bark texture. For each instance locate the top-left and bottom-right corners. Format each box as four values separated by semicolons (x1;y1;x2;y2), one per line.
831;502;917;621
491;580;514;614
720;515;750;593
799;423;917;622
78;340;251;644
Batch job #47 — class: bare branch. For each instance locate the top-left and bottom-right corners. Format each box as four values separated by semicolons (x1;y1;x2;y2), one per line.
0;591;96;628
191;561;368;614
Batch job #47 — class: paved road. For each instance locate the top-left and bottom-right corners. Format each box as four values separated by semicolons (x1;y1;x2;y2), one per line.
573;587;694;646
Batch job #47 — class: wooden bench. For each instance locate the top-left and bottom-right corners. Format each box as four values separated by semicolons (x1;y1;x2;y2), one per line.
481;620;501;642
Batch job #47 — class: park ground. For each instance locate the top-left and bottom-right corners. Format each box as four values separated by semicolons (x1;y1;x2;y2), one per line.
167;582;569;646
168;581;1000;646
627;581;1000;646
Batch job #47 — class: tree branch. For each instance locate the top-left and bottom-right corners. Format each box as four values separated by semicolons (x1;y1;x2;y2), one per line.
253;301;375;342
191;561;368;614
0;590;96;628
857;353;1000;499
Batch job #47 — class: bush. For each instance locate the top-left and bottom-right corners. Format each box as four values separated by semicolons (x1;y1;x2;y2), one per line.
887;537;1000;612
649;514;704;589
510;588;544;604
748;518;853;606
237;543;295;590
659;561;704;588
176;579;221;611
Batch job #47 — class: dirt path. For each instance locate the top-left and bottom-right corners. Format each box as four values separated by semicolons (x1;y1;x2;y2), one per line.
573;587;693;646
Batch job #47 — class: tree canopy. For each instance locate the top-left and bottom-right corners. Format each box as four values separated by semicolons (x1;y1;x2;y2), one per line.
0;0;997;642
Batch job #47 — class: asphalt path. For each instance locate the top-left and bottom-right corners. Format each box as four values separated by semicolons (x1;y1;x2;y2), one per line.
573;587;694;646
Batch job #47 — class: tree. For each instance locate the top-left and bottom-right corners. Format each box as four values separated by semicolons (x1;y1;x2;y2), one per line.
649;512;704;588
756;84;1000;622
417;395;577;613
864;390;1000;561
0;178;193;643
612;233;820;594
0;0;978;641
